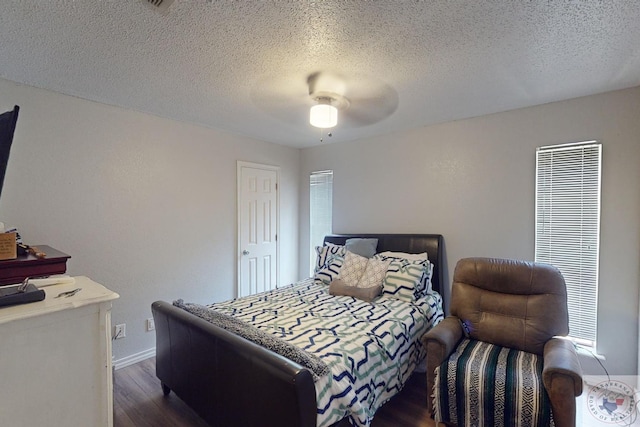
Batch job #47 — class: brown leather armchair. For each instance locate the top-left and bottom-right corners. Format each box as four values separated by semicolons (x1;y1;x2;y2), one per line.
422;257;583;427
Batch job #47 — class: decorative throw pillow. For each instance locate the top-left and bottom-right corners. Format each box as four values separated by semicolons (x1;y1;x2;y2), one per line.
374;252;434;299
329;279;382;302
345;238;378;258
315;243;346;273
314;254;344;285
357;257;391;289
381;259;426;301
420;261;434;295
338;251;369;287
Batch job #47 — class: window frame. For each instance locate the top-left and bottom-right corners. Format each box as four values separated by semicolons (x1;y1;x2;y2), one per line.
309;170;333;275
534;140;602;348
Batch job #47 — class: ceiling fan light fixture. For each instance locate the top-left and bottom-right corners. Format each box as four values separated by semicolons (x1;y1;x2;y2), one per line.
310;98;338;129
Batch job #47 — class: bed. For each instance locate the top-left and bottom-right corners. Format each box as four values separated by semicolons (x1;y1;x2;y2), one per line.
152;233;445;427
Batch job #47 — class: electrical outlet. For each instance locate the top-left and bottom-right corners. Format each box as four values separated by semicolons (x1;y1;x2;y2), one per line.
146;318;155;332
114;323;126;340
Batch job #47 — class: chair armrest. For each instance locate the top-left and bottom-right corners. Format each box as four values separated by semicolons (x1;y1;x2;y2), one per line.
542;338;583;427
422;316;464;363
542;337;583;396
421;316;464;415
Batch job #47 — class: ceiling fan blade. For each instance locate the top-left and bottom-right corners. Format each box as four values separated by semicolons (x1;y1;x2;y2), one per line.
340;89;399;127
250;70;398;128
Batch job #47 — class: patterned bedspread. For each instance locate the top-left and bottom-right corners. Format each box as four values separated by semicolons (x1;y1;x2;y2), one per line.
207;278;444;426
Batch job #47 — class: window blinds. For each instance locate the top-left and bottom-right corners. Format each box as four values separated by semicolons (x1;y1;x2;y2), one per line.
535;141;601;346
310;170;333;274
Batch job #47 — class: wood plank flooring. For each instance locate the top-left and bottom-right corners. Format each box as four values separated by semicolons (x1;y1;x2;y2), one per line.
113;357;437;427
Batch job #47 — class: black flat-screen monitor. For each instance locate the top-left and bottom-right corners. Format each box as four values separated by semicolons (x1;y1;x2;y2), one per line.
0;105;19;200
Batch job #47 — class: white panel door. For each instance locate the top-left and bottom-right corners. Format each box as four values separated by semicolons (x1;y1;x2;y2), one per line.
237;162;279;297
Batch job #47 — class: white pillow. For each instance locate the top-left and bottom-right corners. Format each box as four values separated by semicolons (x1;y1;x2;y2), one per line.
377;251;429;262
338;251;369;287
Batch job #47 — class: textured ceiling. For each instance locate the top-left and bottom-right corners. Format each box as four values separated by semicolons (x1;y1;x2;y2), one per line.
1;1;639;148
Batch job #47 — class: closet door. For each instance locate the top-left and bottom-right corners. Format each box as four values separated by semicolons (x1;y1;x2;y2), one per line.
237;161;279;297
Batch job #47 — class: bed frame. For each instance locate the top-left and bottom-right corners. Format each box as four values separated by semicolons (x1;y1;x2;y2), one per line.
152;233;444;427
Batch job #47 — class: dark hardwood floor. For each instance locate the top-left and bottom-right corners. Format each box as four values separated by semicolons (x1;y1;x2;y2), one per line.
113;357;437;427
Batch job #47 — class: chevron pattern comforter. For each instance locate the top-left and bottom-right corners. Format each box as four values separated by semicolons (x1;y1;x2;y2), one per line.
207;278;444;427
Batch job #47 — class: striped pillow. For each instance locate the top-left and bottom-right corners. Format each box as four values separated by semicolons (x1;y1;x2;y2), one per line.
314;243;346;273
375;254;433;301
314;254;344;285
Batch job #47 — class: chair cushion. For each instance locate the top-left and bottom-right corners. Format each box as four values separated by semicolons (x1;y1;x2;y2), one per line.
434;339;553;427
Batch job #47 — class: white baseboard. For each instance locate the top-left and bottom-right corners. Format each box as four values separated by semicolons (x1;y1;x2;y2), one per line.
113;347;155;370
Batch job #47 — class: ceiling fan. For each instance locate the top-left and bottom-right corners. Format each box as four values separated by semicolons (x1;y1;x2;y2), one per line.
251;71;399;131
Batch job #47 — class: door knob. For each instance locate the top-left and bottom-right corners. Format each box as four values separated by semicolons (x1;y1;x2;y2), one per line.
242;250;250;255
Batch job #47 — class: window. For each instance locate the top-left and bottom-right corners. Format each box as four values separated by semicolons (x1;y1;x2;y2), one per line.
310;170;333;275
535;141;602;347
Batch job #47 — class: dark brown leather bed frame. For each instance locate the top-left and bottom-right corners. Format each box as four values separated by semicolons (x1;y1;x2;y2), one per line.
152;233;444;427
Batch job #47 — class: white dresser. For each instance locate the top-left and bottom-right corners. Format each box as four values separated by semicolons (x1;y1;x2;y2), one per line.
0;276;119;427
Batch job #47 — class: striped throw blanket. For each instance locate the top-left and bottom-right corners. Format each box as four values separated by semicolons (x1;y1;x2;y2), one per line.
434;339;554;427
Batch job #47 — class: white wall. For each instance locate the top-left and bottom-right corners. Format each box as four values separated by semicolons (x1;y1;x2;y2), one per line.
0;78;300;361
2;76;638;374
300;86;640;375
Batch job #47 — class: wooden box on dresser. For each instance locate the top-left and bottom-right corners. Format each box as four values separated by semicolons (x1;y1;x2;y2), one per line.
0;245;71;285
0;276;119;427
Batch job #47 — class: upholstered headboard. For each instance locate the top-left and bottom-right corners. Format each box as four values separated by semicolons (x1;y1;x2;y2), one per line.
323;233;445;296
